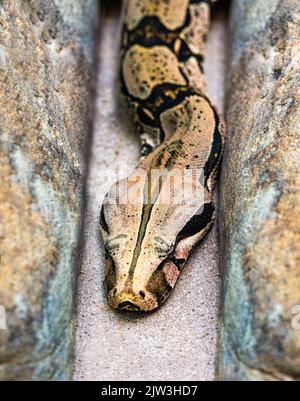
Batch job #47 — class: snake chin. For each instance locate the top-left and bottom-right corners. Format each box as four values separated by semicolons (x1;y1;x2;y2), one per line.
107;288;159;312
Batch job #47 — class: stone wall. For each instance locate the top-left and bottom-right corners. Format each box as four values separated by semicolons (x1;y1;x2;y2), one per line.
218;0;300;381
0;0;97;380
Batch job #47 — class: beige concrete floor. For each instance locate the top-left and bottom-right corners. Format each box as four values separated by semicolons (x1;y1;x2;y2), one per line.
73;4;227;381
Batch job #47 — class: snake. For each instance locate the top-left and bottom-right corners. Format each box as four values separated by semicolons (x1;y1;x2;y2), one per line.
100;0;224;312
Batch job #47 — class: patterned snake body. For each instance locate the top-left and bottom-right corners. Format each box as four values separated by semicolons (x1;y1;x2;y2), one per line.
100;0;224;312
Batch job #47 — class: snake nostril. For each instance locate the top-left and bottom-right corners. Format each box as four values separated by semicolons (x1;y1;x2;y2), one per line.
112;288;117;296
139;291;145;299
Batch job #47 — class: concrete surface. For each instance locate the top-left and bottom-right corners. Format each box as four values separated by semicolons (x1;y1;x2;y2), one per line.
0;0;97;380
73;3;227;381
218;0;300;381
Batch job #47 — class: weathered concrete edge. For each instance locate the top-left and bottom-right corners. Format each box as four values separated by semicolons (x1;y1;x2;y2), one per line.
216;0;300;381
0;0;99;381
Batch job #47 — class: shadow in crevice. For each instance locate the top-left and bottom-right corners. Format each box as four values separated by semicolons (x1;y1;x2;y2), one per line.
75;2;101;293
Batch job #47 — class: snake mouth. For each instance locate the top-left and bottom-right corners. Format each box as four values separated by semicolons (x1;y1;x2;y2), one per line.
117;301;141;311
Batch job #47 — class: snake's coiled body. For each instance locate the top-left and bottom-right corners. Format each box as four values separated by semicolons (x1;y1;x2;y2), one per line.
100;0;224;312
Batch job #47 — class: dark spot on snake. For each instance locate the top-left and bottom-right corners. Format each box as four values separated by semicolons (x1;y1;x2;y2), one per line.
169;257;186;271
104;258;117;294
175;202;215;243
203;107;223;183
147;267;172;305
137;106;157;126
100;204;109;232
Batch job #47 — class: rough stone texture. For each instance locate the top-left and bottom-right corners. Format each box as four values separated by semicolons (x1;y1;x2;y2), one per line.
0;0;97;380
73;6;227;381
218;0;300;381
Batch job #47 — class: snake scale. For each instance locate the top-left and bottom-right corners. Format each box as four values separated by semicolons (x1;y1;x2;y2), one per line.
100;0;224;312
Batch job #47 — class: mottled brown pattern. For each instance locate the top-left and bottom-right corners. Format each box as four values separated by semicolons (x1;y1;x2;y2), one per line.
101;0;224;312
125;0;190;30
123;44;186;99
180;3;210;56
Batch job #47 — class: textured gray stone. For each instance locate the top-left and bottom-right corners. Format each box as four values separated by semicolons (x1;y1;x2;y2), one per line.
217;0;300;381
0;0;97;380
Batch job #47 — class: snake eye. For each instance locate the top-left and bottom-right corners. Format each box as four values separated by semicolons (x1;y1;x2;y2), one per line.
154;236;174;256
105;242;120;258
104;234;127;257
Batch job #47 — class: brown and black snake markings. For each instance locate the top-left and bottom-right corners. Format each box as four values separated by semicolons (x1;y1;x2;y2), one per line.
100;0;224;312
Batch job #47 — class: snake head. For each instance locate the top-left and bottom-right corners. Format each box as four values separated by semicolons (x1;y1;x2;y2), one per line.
100;165;215;312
